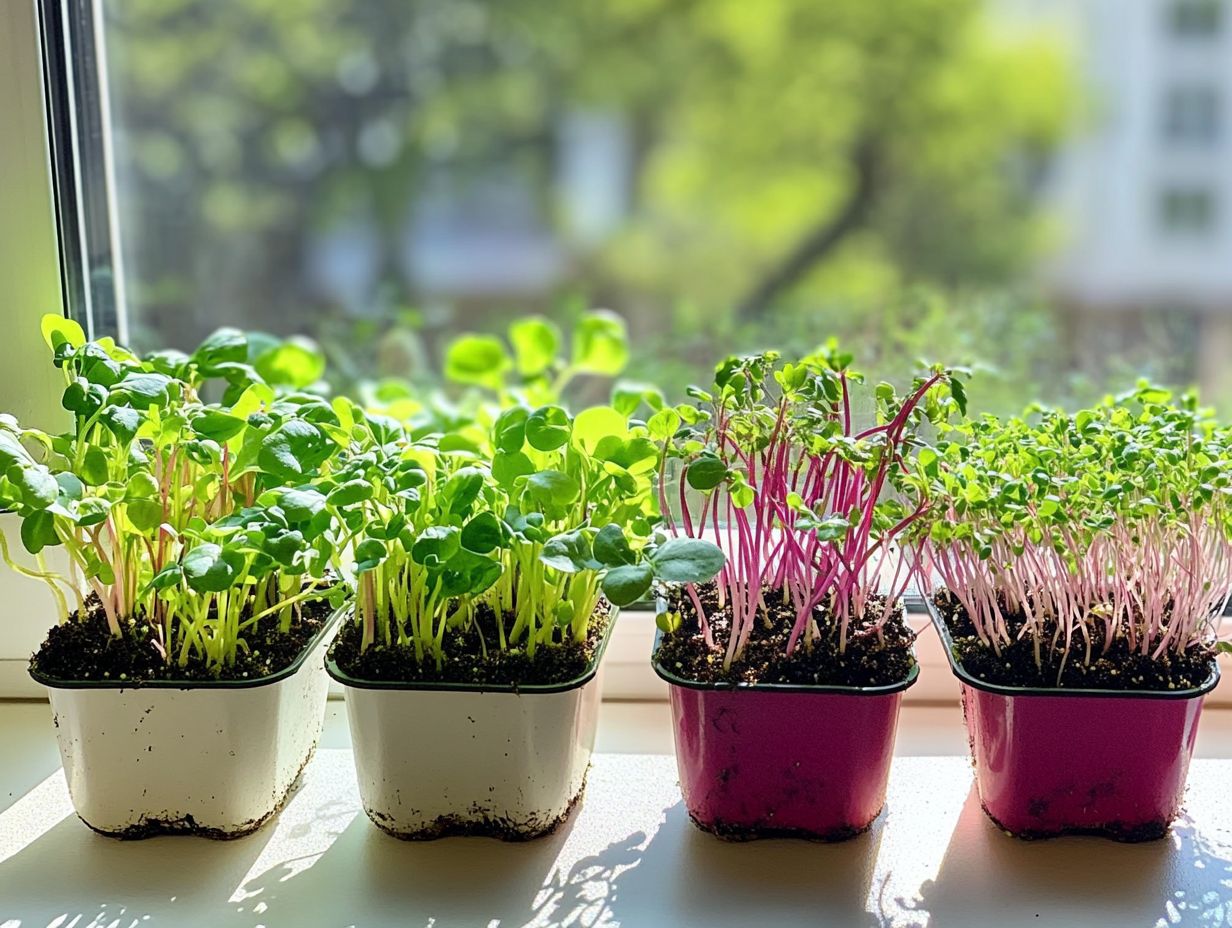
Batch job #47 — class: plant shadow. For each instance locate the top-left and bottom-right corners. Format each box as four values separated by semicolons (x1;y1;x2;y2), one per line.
226;777;889;927
230;804;598;928
897;785;1232;928
607;798;889;928
0;810;275;928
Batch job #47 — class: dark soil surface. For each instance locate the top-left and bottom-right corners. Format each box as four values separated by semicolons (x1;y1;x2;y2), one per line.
653;582;916;688
30;592;335;685
329;603;608;688
934;588;1217;691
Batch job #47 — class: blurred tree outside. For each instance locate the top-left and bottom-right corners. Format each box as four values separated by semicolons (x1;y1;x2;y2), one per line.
103;0;1103;414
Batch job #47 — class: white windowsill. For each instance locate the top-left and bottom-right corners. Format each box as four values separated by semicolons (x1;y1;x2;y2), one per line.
4;701;1232;925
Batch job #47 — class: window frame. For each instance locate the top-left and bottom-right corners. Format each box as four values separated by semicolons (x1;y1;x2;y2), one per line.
0;1;76;695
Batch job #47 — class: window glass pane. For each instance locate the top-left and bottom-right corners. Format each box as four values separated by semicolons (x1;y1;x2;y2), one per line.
95;1;1232;414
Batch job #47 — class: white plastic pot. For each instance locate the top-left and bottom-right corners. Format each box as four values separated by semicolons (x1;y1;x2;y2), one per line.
327;618;613;841
30;611;340;838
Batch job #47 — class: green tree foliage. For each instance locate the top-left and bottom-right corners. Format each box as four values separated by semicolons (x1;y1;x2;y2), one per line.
105;0;1071;408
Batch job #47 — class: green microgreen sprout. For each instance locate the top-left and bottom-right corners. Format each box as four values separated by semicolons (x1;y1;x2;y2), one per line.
0;315;346;675
328;392;724;672
912;381;1232;676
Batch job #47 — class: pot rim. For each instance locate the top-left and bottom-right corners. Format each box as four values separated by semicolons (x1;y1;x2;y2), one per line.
324;606;618;695
924;593;1220;700
649;625;920;696
29;606;345;691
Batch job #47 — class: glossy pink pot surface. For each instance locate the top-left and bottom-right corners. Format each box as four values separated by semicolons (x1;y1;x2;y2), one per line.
960;683;1207;840
928;598;1219;841
654;630;915;841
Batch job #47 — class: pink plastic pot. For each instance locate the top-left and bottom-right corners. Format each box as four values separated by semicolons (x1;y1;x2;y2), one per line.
929;602;1219;841
652;631;916;840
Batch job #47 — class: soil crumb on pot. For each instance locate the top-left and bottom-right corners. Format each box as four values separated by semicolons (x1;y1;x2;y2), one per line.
30;594;332;684
365;785;585;842
654;581;915;687
980;800;1171;843
330;605;609;688
690;811;878;843
80;746;317;840
934;589;1216;691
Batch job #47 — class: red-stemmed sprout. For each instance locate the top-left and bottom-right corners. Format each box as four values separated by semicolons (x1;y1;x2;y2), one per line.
654;346;964;671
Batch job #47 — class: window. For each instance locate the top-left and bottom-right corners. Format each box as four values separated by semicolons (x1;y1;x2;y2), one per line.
1163;85;1222;145
1169;0;1224;37
1159;186;1218;234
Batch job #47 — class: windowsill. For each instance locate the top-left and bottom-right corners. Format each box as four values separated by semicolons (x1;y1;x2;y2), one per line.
4;700;1232;925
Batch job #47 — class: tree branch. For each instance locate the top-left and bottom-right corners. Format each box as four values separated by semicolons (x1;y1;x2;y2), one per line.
735;137;881;322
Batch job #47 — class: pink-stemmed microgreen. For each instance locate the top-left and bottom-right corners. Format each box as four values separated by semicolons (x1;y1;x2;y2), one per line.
655;344;964;671
911;383;1232;675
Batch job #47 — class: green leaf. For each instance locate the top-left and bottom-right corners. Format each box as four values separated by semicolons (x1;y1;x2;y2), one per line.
950;378;968;416
602;563;654;607
412;526;461;567
254;336;326;388
439;549;502;597
13;466;58;509
62;381;105;417
280;487;328;523
126;498;164;532
461;511;505;553
494;406;529;454
492;450;534;487
55;472;84;502
508;316;560;377
327;479;373;507
440;467;485;514
655;608;683;634
525;406;571;452
0;432;35;472
125;471;159;499
444;335;510;391
100;405;142;443
650;537;725;584
571;310;628;375
114;372;176;410
191;409;246;442
191;328;248;373
73;497;111;527
80;446;110;486
354;538;386;573
686;453;727;491
571;406;628;455
20;510;58;554
147;563;184;592
612;381;664;417
266;529;305;567
182;543;244;593
593;523;636;567
258;419;329;481
40;314;86;352
527;470;580;506
541;530;601;572
646;408;681;441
